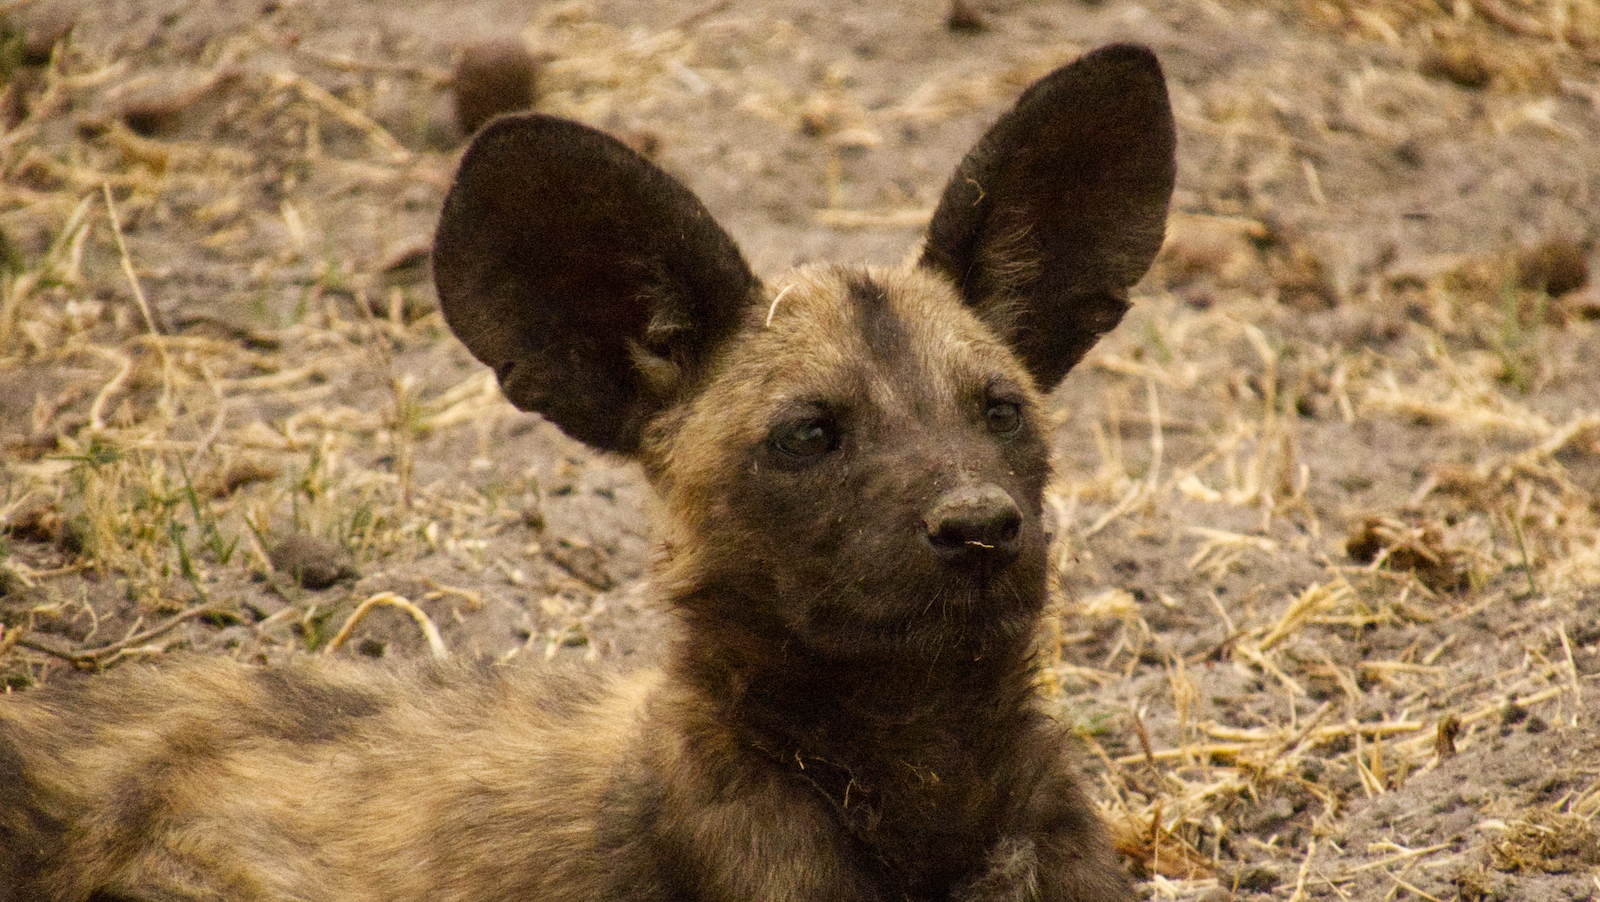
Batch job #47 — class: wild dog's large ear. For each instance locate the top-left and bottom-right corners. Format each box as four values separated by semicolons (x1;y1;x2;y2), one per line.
433;114;760;454
919;44;1176;391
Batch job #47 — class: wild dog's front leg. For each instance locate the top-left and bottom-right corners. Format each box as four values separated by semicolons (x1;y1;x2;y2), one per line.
607;708;886;902
958;763;1134;902
959;832;1133;902
608;766;887;902
957;836;1043;902
672;786;885;902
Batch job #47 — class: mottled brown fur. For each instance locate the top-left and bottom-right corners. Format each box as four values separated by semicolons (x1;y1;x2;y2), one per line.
0;44;1175;902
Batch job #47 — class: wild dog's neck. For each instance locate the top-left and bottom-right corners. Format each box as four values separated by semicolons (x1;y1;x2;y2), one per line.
669;588;1043;750
667;589;1052;895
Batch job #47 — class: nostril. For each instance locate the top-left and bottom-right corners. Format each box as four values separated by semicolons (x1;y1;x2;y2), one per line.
925;485;1023;564
928;512;1020;552
994;510;1021;545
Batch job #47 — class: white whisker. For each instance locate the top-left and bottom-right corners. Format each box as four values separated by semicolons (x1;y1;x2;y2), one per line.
765;283;797;327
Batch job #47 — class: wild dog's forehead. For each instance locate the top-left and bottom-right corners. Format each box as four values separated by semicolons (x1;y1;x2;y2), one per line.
742;265;1028;396
660;264;1037;490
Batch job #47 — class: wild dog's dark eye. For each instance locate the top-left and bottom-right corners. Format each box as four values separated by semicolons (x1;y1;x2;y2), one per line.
985;400;1023;436
770;417;838;460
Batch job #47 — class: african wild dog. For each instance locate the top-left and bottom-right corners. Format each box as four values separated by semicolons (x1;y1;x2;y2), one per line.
0;43;1175;902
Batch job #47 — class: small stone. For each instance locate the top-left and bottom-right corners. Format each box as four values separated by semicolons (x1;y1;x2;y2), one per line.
117;70;240;138
120;100;185;137
1420;40;1491;90
197;457;281;499
946;0;987;33
19;3;76;65
547;538;612;591
269;533;357;590
453;39;540;137
1222;864;1279;894
1275;244;1339;311
1515;238;1590;298
1435;714;1460;759
618;129;661;160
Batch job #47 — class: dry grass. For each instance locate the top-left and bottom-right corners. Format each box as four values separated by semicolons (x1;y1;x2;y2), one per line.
2;0;1599;899
1035;264;1598;896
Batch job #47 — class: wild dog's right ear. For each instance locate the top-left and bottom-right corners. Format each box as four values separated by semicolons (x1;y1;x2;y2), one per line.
433;114;760;454
919;44;1176;391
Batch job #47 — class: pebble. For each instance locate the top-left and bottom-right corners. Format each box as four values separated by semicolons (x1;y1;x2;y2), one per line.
269;533;358;590
452;39;540;137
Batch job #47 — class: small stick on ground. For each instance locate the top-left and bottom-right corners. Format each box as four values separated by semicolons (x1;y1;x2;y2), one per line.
324;591;448;660
15;604;232;666
101;183;164;339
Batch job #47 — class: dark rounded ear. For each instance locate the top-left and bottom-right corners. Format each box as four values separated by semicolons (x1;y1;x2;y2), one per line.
919;43;1176;391
432;114;760;454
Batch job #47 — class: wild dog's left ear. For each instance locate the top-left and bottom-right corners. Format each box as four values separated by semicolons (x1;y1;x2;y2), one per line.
919;44;1176;391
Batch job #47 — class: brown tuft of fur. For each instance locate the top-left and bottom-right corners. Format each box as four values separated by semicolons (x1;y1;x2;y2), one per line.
1;44;1175;902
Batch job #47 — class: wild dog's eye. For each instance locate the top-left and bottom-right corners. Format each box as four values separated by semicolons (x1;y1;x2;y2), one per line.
984;400;1023;436
770;416;838;460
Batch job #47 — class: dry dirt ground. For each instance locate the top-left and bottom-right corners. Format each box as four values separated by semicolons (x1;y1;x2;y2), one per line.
3;0;1600;899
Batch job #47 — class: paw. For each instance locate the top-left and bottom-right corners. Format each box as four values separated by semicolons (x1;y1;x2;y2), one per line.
958;836;1041;902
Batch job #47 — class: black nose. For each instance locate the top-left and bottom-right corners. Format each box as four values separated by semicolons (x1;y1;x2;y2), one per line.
924;484;1022;566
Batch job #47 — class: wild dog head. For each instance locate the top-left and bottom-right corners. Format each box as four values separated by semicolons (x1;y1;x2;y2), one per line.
433;44;1175;662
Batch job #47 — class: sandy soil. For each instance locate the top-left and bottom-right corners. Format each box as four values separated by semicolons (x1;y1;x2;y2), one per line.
2;0;1598;898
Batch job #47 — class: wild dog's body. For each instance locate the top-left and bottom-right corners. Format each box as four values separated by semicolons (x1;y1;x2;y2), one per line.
0;45;1175;902
1;659;650;900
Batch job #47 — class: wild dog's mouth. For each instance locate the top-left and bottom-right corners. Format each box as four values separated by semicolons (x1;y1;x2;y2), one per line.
799;577;1045;660
787;527;1049;654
